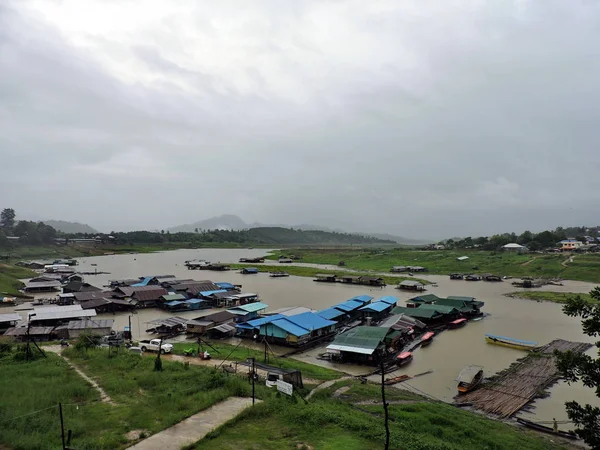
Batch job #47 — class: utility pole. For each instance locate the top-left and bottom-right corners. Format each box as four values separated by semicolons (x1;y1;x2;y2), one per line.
251;357;256;405
380;355;390;450
128;315;132;341
59;403;66;450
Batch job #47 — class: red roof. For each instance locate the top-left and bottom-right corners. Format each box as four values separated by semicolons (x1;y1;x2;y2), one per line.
397;352;412;359
421;332;435;340
450;318;467;325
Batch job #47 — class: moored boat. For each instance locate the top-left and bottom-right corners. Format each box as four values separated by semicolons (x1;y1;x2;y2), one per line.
485;334;538;350
456;365;484;394
448;318;467;329
384;374;411;385
515;418;578;440
396;351;413;366
269;271;290;278
420;331;435;346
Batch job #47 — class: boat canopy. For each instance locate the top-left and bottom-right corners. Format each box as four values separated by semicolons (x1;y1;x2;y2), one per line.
456;365;483;383
450;318;467;325
421;331;435;340
397;352;412;359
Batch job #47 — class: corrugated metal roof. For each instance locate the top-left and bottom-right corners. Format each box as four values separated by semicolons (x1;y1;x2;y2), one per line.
379;314;426;330
316;307;347;320
33;305;84;313
67;319;114;330
191;311;235;324
266;318;310;337
133;288;168;302
165;301;185;307
327;326;389;354
391;306;440;319
146;316;189;327
4;326;55;336
116;285;165;297
332;300;364;312
132;277;155;287
199;289;228;297
80;298;111;310
212;323;236;333
162;294;187;301
377;296;398;305
411;294;441;303
30;309;97;321
215;282;235;289
25;280;61;289
185;299;206;305
0;313;21;323
359;302;392;313
348;295;374;304
417;304;459;314
400;280;423;287
232;293;258;299
227;302;268;314
285;312;336;331
268;306;314;316
242;314;285;328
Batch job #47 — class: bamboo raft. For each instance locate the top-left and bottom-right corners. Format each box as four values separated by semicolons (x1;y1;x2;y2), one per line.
454;339;592;418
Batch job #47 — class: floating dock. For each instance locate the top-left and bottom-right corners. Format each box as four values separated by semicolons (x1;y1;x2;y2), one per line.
455;339;592;418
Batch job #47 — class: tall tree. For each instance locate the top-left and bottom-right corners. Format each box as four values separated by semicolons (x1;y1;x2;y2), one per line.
0;208;16;231
555;288;600;447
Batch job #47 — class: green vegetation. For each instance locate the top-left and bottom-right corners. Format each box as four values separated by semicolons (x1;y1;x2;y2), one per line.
0;263;36;296
555;287;600;447
506;291;595;304
170;341;342;381
0;346;268;450
229;263;429;285
270;248;600;282
194;378;563;450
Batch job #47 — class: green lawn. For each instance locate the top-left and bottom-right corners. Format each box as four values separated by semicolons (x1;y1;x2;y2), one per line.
0;347;266;450
194;379;564;450
269;248;600;283
506;291;595;304
171;341;342;381
0;263;36;296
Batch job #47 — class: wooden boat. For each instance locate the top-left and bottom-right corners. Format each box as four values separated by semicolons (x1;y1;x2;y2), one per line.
485;334;538;350
449;273;464;280
269;271;289;278
396;351;413;366
448;318;467;329
515;418;578;440
420;331;435;346
384;374;411;385
456;365;484;394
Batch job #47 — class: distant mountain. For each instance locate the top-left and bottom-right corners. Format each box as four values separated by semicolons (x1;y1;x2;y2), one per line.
168;214;426;244
44;220;98;234
168;214;248;232
245;227;395;245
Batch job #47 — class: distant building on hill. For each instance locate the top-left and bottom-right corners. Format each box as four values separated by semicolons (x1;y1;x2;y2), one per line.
559;239;583;251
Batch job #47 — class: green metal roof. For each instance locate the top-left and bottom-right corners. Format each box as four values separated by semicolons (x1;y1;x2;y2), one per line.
410;294;441;303
162;294;186;301
328;326;390;354
435;298;484;310
416;304;459;314
392;306;441;319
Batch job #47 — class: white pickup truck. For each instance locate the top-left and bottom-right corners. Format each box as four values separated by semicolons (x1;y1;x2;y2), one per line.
139;339;173;354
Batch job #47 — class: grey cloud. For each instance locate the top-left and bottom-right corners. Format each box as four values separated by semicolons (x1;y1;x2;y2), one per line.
1;1;600;239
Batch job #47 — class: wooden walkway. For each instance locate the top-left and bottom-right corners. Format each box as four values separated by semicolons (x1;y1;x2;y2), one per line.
455;339;592;418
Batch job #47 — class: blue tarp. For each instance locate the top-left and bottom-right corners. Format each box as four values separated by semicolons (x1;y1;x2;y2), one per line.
377;296;398;305
185;299;206;305
165;300;185;307
132;276;154;287
316;307;347;320
347;295;373;304
359;301;391;313
285;312;336;331
333;300;365;312
215;282;235;289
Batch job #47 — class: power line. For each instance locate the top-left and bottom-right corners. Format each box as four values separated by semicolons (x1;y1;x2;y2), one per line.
0;405;57;424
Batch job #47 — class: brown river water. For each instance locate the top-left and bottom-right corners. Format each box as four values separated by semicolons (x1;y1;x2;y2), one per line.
10;248;600;428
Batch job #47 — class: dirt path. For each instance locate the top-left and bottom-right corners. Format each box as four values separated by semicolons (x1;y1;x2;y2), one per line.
562;255;575;267
306;376;352;400
520;256;539;266
126;397;259;450
45;346;115;405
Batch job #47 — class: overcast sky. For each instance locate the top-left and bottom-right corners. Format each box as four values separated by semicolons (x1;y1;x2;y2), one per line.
1;1;600;239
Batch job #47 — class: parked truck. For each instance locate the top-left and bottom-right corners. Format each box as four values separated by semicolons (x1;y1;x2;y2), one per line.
139;339;173;354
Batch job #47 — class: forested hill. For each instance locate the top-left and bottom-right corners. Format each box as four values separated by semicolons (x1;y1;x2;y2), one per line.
245;227;395;245
85;227;396;246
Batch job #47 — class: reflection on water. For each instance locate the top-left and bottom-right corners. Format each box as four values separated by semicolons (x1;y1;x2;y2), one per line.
8;248;600;427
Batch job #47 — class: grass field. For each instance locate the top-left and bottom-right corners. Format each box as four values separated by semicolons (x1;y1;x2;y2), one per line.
170;341;342;381
0;263;36;296
0;346;267;450
194;378;565;450
269;248;600;283
506;291;595;304
228;263;429;285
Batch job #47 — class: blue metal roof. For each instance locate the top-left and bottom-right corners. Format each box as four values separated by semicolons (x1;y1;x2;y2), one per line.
132;276;154;287
199;289;228;296
485;334;538;345
243;267;259;272
285;312;336;331
215;282;235;289
165;300;185;307
266;319;310;337
359;301;391;313
333;300;365;312
241;314;286;329
377;296;398;305
185;299;206;305
316;307;347;320
348;295;374;304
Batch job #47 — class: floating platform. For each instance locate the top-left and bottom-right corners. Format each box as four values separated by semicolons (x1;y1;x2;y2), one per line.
454;339;592;418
